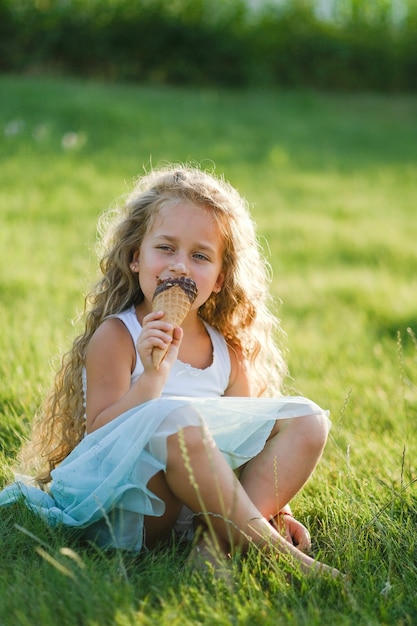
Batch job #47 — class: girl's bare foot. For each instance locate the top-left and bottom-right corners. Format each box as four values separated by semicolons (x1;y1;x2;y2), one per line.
186;533;234;584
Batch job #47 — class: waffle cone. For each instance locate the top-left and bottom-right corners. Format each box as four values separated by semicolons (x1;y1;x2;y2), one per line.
151;282;196;368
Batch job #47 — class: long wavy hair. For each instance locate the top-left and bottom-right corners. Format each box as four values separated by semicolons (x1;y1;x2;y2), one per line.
18;164;287;484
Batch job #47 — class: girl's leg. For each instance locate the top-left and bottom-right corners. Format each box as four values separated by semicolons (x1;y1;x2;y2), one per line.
239;413;329;519
143;471;183;548
145;423;338;576
144;425;256;550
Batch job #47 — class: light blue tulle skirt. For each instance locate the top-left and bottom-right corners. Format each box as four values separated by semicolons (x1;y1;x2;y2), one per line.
0;396;329;552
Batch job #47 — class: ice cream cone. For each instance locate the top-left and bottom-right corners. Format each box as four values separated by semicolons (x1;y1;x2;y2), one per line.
151;277;198;368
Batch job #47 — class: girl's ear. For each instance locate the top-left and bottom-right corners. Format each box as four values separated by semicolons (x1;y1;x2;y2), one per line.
129;250;140;273
213;271;225;294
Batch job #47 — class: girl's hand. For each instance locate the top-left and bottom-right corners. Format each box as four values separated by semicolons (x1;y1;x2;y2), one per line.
137;310;183;374
275;514;311;553
286;516;311;552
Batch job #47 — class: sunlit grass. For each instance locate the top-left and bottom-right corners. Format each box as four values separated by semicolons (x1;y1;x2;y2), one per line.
1;75;416;624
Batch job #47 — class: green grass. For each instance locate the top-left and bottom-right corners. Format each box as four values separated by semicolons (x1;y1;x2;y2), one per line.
1;75;417;625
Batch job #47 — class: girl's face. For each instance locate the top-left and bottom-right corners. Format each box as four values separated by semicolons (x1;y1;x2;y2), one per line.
133;202;225;313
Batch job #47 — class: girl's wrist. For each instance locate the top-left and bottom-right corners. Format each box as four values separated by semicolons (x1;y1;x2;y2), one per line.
134;370;165;401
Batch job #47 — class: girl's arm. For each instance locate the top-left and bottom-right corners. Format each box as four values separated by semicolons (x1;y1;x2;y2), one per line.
85;313;181;432
224;344;252;397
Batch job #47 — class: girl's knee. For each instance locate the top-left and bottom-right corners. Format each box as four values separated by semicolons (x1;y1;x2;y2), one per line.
272;412;329;452
301;412;330;451
167;424;214;464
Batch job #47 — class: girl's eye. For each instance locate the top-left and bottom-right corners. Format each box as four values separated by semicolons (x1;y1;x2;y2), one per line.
193;253;209;261
157;245;174;252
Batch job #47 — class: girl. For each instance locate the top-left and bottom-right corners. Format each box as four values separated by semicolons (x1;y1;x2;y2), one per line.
0;164;340;577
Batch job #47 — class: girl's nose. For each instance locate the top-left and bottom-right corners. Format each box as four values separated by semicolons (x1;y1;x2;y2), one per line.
169;262;188;275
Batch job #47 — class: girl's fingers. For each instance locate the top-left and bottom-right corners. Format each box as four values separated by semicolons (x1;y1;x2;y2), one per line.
171;326;183;346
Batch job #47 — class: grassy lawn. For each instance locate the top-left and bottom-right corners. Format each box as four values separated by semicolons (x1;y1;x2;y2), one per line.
1;75;416;625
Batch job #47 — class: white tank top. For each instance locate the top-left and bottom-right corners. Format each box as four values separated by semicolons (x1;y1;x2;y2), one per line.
83;306;231;400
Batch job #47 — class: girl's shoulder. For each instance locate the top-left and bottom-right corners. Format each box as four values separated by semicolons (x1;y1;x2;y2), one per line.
86;308;139;368
201;321;231;364
88;314;136;358
202;320;226;346
105;306;141;344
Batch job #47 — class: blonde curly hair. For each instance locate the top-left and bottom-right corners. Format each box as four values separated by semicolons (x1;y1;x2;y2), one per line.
19;164;287;484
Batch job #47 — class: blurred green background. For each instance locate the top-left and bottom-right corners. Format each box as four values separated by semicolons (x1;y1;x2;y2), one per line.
1;0;416;91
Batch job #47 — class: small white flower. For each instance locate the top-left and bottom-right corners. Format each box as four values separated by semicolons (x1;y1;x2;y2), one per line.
380;581;392;597
4;119;25;136
61;131;86;150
